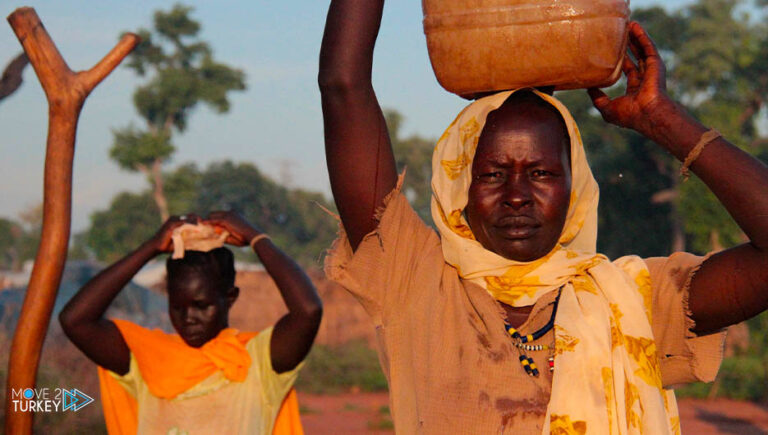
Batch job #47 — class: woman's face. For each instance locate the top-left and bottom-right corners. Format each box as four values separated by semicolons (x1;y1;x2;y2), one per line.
167;272;236;348
465;105;571;262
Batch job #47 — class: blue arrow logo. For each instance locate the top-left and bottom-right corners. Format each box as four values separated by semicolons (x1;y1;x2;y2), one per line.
62;388;94;412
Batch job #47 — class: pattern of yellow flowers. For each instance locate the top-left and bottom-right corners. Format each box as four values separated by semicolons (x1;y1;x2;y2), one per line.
438;209;474;240
554;325;579;356
430;89;679;435
635;269;653;323
440;153;471;181
664;393;682;435
459;117;480;151
670;417;681;435
550;414;588;435
571;274;599;295
625;377;644;428
602;367;614;435
609;303;663;388
625;336;663;388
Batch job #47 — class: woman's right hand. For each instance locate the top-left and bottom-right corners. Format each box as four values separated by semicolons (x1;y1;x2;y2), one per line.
205;210;261;247
150;214;199;254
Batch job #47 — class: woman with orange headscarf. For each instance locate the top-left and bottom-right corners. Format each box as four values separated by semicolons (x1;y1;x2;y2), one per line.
60;211;321;434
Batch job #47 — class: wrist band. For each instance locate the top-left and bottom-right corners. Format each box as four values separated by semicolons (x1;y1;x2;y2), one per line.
680;129;721;180
249;233;270;250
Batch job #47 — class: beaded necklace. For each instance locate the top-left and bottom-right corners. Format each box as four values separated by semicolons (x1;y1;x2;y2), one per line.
503;288;562;377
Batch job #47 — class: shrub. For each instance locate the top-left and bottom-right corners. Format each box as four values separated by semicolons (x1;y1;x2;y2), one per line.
295;340;388;394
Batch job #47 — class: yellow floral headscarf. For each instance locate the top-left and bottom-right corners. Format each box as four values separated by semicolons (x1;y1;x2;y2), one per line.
431;89;680;435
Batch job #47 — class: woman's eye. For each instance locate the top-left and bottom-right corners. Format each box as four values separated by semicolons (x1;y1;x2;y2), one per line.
531;169;552;178
479;171;503;181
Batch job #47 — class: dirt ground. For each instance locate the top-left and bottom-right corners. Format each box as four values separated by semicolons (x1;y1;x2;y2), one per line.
678;398;768;435
298;392;768;434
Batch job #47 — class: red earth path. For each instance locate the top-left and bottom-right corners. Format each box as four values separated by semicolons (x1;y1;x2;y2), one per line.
298;392;768;434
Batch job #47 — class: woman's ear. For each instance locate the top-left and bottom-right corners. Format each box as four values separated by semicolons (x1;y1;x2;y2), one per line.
226;286;240;308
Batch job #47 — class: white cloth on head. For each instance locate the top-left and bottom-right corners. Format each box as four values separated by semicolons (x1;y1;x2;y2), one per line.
170;223;229;259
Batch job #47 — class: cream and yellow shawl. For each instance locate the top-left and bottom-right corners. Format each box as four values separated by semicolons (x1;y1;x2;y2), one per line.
431;89;680;434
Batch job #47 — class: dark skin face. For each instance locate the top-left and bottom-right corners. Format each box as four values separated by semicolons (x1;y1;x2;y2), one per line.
320;5;768;335
465;104;572;262
168;272;239;348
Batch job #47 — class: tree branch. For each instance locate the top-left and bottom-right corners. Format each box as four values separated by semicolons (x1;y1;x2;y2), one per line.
78;35;142;94
0;52;29;101
4;8;138;434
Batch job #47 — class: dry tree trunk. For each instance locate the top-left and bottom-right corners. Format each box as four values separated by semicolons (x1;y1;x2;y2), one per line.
151;159;170;222
4;8;139;434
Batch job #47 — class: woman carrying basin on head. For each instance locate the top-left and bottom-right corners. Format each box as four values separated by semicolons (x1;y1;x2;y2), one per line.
318;0;768;433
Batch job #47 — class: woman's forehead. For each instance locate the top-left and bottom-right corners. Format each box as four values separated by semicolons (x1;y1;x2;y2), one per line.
475;94;570;164
168;272;221;300
475;120;570;166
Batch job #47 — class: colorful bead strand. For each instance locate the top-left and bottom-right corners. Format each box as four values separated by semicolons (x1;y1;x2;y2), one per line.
503;288;562;377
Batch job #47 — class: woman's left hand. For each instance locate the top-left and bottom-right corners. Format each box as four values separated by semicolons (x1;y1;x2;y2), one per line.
205;211;262;247
588;21;676;137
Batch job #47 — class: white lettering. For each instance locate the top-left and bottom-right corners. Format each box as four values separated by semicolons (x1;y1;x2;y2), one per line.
16;400;28;412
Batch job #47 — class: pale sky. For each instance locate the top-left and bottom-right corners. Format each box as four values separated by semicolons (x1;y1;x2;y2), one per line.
0;0;691;232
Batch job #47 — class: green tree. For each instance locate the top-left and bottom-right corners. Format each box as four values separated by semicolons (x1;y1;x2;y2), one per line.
0;218;25;270
385;110;436;224
557;90;677;259
634;0;768;253
85;192;160;263
193;161;338;266
163;162;203;215
542;1;768;259
80;161;339;268
110;4;246;222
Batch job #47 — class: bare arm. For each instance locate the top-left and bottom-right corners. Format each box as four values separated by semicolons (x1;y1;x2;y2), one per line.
589;22;768;333
58;216;188;375
206;211;322;373
319;0;398;249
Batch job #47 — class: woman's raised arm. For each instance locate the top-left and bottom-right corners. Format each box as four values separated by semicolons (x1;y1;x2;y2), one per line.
59;216;189;374
319;0;398;250
589;22;768;334
206;211;322;373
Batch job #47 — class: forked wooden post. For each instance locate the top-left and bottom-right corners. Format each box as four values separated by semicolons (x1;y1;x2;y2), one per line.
4;8;139;433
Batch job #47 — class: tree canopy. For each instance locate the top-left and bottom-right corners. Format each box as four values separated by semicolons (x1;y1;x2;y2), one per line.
79;161;338;267
110;4;246;221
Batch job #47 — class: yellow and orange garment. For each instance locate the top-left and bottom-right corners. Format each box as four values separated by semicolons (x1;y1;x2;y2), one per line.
431;89;679;434
98;319;303;435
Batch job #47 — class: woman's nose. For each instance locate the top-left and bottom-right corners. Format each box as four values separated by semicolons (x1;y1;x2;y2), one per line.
183;307;199;323
502;175;533;210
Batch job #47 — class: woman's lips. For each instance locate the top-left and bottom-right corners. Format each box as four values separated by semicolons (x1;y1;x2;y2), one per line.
495;216;540;239
497;224;539;239
182;330;205;341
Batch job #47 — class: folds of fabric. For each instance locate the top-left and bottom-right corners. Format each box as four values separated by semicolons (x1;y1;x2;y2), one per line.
98;366;139;435
97;320;302;434
170;223;229;259
272;389;304;435
430;89;679;434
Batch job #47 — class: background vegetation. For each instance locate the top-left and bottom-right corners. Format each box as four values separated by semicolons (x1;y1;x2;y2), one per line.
2;0;768;419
